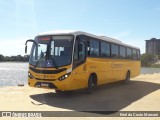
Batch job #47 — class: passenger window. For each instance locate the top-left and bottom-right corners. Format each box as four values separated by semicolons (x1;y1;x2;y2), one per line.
111;44;119;58
126;48;132;59
101;42;110;57
132;49;137;60
137;50;140;60
89;40;99;57
120;46;126;58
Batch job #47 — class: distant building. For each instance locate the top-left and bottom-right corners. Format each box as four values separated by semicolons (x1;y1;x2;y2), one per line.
146;38;160;55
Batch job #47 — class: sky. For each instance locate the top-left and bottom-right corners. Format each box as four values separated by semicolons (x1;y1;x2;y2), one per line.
0;0;160;56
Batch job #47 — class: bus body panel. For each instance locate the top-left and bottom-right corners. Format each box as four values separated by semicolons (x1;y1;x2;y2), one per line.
85;58;140;85
28;58;140;91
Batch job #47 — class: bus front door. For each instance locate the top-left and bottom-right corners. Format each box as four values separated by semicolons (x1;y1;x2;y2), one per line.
72;38;87;89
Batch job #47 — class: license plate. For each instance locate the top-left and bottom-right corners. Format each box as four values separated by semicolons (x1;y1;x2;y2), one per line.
41;83;49;87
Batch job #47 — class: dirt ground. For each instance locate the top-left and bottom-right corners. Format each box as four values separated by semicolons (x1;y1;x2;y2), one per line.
0;73;160;120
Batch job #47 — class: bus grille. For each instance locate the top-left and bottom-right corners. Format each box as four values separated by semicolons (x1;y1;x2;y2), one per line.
35;82;57;89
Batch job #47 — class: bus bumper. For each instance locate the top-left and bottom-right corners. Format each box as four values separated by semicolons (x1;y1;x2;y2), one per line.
28;78;72;91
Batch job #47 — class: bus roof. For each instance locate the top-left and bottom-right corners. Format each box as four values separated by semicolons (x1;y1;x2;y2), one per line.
38;30;139;49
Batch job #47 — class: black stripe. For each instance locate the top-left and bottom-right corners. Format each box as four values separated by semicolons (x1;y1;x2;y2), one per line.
29;67;66;74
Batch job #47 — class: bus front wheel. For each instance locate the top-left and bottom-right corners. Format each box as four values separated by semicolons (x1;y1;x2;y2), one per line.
86;75;94;94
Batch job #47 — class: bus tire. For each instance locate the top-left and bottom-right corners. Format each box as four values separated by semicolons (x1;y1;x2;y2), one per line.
125;71;130;82
86;75;94;94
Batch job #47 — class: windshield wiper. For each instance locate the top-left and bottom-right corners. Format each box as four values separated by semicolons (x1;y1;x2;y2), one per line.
34;51;46;68
51;56;59;69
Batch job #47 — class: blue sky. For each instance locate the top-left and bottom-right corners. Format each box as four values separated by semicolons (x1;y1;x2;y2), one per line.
0;0;160;56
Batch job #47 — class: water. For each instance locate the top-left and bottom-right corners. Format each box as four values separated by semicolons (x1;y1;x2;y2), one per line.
141;67;160;74
0;62;160;87
0;62;28;87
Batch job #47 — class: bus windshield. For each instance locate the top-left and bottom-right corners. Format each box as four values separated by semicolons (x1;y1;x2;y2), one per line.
29;35;74;68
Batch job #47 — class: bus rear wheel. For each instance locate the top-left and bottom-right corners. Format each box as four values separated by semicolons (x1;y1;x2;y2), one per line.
86;75;94;94
125;71;130;82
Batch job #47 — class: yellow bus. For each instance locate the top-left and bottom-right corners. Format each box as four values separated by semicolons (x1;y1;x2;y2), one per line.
25;31;140;94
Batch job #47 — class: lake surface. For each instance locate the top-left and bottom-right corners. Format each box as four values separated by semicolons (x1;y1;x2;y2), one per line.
0;62;28;87
0;62;160;87
141;67;160;74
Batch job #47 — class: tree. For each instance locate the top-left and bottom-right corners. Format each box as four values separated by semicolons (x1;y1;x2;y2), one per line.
141;53;158;67
0;54;29;62
0;54;4;61
157;55;160;60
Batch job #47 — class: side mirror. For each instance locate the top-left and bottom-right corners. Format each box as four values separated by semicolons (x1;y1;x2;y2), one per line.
25;39;38;54
25;45;27;54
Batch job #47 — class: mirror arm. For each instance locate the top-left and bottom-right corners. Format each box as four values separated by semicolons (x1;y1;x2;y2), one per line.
25;39;37;46
25;39;38;54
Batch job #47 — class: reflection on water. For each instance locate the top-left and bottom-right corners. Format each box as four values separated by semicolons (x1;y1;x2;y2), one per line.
0;62;28;87
0;62;160;87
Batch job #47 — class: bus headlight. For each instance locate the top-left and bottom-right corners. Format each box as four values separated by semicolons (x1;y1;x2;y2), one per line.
58;73;71;81
28;72;34;79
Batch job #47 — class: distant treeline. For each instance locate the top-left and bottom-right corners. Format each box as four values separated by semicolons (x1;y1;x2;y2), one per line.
0;54;29;62
141;53;160;68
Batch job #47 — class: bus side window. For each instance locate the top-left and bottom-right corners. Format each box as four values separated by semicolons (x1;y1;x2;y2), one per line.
126;48;132;59
111;44;119;58
137;50;140;60
73;36;86;69
90;40;100;57
78;42;86;62
74;40;78;60
87;41;90;56
132;49;137;60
